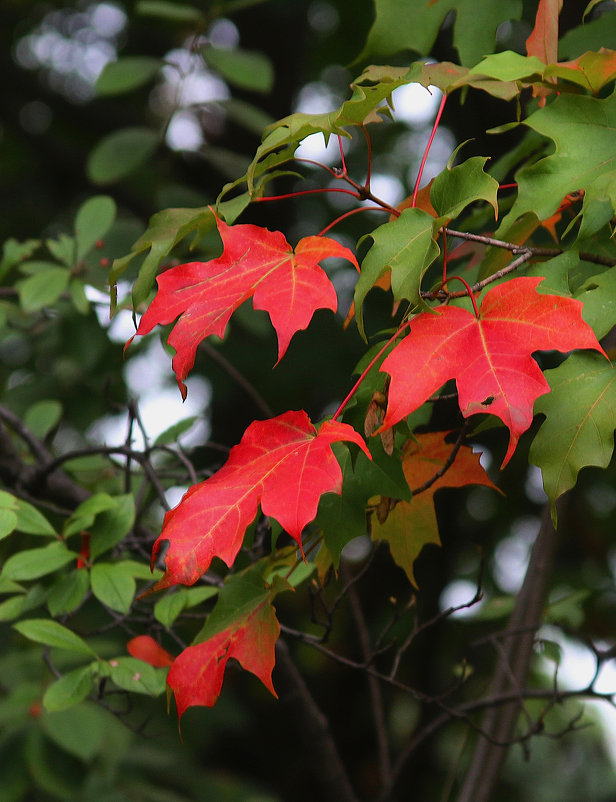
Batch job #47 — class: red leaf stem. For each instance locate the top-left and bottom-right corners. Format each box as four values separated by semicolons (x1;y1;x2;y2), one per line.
411;93;447;209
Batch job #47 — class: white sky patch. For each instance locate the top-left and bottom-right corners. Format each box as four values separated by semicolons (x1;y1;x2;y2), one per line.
166;110;205;151
439;578;484;618
493;517;540;593
539;626;616;765
525;464;548;503
368;173;406;208
392;83;443;127
87;376;211;450
294;132;341;166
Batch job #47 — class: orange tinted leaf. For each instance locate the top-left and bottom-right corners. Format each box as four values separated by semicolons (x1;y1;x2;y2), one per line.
151;411;370;589
372;432;499;585
526;0;562;65
379;277;605;467
128;214;357;398
526;0;563;105
547;49;616;95
167;594;279;718
127;635;175;667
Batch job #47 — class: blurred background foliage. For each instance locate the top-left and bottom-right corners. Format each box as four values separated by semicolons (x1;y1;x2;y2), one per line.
1;0;616;800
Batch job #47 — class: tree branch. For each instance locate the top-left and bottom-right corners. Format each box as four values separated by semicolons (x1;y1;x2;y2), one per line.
454;501;560;802
274;639;359;802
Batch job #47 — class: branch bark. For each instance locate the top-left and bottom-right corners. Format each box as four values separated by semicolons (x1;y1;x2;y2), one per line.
455;502;560;802
275;639;359;802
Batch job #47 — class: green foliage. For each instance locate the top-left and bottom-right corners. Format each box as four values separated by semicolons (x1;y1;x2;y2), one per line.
2;1;616;800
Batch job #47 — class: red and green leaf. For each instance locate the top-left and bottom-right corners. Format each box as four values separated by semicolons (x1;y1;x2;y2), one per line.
371;432;500;584
166;569;285;718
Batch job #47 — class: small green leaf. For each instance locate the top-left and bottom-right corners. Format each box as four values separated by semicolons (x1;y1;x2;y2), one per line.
0;509;20;540
0;595;27;621
69;278;90;314
354;208;439;338
43;665;93;712
107;657;168;695
13;619;97;656
95;57;162;96
154;416;197;445
431;156;499;222
202;46;274;93
135;0;204;23
154;585;218;628
14;498;56;536
74;195;117;259
0;238;40;280
469;51;545;82
47;570;90;617
110;205;214;312
46;233;75;267
91;563;136;614
2;542;74;580
0;491;18;540
87;127;159;185
64;493;117;537
0;575;24;594
17;266;70;312
24;400;62;440
89;495;136;559
0;584;47;621
42;703;105;761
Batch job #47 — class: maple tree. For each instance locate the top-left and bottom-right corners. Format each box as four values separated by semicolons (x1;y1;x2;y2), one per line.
2;0;616;800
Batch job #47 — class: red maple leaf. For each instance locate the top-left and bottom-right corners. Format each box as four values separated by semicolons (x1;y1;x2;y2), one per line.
151;410;370;589
127;214;358;398
379;277;605;467
166;594;279;719
127;635;174;667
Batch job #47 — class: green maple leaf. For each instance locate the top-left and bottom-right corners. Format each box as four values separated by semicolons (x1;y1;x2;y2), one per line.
354;208;439;339
530;352;616;511
505;93;616;226
358;0;522;66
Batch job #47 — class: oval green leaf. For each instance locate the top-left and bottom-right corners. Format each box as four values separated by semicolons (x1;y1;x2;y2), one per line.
87;127;159;185
13;619;97;656
91;563;136;614
202;46;274;93
74;195;117;259
17;267;70;313
95;57;162;96
2;541;73;580
43;665;93;712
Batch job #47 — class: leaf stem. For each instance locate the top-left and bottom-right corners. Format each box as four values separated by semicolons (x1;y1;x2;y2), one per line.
331;319;413;422
442;275;480;317
256;187;362;203
411;93;447;208
318;206;388;237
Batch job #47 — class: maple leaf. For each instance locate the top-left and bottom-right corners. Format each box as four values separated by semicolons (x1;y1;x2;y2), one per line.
127;635;174;667
166;571;282;718
530;352;616;510
506;92;616;225
128;214;358;398
526;0;562;66
379;277;606;467
151;410;370;589
371;432;500;585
